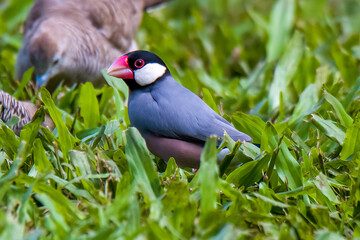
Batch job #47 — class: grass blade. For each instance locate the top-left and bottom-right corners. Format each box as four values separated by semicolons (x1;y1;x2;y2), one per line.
79;82;100;128
323;90;353;128
266;0;295;61
40;88;75;163
198;137;219;214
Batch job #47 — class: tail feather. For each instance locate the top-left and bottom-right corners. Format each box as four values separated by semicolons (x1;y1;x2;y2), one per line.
0;91;31;134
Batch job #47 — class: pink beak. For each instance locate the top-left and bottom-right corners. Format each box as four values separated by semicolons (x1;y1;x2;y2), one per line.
107;55;134;79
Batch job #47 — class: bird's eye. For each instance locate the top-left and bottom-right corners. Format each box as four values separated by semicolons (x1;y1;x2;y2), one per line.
134;59;145;68
53;59;59;65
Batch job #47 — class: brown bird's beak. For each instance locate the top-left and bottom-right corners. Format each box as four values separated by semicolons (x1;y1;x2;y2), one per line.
107;55;134;79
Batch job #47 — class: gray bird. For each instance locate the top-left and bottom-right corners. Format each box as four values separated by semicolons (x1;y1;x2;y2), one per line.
16;0;169;91
0;91;54;135
107;50;252;168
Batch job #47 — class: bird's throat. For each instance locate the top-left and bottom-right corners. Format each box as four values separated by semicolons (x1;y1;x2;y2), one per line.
124;79;143;91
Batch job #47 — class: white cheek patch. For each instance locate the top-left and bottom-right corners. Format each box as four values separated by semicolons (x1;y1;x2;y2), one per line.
134;63;167;86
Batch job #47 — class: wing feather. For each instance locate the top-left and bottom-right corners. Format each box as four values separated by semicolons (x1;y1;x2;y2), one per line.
129;76;252;144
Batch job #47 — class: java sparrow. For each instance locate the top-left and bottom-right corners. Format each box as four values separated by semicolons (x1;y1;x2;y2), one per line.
107;50;252;168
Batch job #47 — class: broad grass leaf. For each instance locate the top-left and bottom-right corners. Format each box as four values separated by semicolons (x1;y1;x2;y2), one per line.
69;150;99;188
18;174;84;221
33;138;54;173
222;131;236;150
104;119;121;136
102;70;126;120
291;132;310;153
197;69;224;93
242;142;260;158
253;192;290;208
147;221;175;239
278;91;285;122
40;88;75;163
124;127;161;203
311;114;345;145
0;212;25;240
76;126;103;142
112;149;128;174
162;157;178;179
198;137;219;214
302;149;314;176
209;224;250;240
219;141;240;175
161;181;197;238
289;84;319;127
19;107;46;157
266;0;295;61
13;67;33;98
99;86;114;116
323;90;353;128
48;174;94;201
313;173;340;204
247;9;268;32
202;88;220;114
341;114;360;160
331;42;358;87
105;173;140;235
231;144;254;166
232;112;266;143
181;69;201;94
269;31;303;111
261;123;303;189
315;230;346;240
35;194;70;234
0;141;26;185
88;126;105;149
226;153;270;187
102;70;128;99
0;123;19;159
79;82;100;128
2;0;33;31
39;126;59;146
343;77;360;110
276;142;303;189
4;115;20;129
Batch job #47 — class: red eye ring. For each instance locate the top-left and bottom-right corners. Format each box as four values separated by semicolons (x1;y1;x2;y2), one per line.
134;59;145;68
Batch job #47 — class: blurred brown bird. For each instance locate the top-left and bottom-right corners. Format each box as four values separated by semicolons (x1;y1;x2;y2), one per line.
16;0;168;91
0;91;54;135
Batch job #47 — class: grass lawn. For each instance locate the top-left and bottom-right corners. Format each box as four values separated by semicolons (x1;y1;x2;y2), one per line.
0;0;360;239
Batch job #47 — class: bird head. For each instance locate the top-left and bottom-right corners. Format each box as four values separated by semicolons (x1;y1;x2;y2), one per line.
28;32;66;88
107;50;168;89
26;17;97;91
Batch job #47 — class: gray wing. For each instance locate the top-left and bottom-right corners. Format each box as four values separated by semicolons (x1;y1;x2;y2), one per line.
129;77;252;144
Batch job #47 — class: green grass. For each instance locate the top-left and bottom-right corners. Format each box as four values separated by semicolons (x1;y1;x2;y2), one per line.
1;0;360;239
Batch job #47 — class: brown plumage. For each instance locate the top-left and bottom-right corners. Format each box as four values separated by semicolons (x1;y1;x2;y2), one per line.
16;0;168;91
0;91;54;135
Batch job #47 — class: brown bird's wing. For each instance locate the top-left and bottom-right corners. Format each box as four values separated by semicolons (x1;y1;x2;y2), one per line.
16;0;155;86
78;0;144;53
82;0;170;50
16;0;80;81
